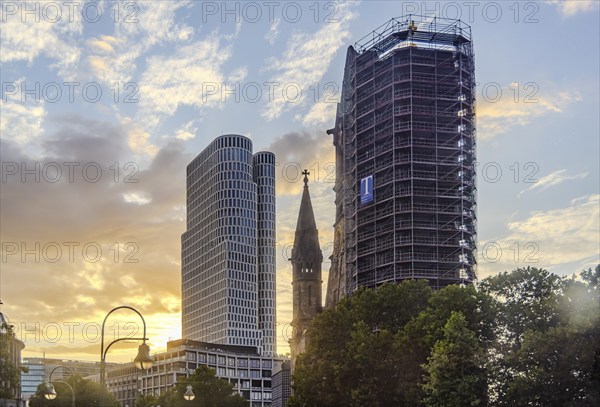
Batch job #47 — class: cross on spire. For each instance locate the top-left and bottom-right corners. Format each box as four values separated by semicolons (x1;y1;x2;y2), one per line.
302;169;310;186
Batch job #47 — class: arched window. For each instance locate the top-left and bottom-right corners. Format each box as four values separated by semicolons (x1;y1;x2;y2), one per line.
308;285;312;306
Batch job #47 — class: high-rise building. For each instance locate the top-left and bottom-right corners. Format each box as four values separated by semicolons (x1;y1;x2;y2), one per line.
327;16;477;307
182;134;276;355
253;152;277;357
289;171;323;369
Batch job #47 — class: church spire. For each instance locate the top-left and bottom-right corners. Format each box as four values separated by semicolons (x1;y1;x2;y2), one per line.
294;170;318;240
289;170;323;371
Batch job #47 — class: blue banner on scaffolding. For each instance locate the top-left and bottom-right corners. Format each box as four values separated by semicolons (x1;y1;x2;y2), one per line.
360;175;374;204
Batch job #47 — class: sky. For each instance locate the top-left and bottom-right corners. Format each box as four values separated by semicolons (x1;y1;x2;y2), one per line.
0;0;598;363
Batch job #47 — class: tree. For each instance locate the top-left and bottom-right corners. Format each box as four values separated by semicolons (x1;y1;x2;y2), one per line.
480;265;600;406
478;267;564;348
28;375;119;407
581;264;600;290
289;266;599;406
158;366;246;407
421;311;487;406
0;322;26;400
135;393;160;407
290;280;438;406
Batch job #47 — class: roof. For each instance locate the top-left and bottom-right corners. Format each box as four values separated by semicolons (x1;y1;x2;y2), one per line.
291;174;322;263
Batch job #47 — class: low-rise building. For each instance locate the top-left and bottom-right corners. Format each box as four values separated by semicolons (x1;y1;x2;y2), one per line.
95;339;289;407
86;362;139;407
140;339;287;407
271;360;291;407
1;312;25;407
21;357;114;400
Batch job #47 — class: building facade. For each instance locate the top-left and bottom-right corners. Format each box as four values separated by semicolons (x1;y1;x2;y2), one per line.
253;152;277;357
0;312;25;407
327;16;477;307
21;357;112;400
271;360;291;407
182;135;276;355
289;172;323;370
140;339;284;407
19;359;43;401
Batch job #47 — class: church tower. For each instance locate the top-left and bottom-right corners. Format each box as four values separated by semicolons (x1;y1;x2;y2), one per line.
289;170;323;370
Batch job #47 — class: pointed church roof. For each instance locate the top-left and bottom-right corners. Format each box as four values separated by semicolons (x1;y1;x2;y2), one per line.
295;171;318;233
292;171;322;260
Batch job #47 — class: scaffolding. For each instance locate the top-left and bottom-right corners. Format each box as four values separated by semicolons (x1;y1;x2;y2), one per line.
336;15;476;293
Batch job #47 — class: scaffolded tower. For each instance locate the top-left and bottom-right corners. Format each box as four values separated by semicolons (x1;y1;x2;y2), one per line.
327;16;477;306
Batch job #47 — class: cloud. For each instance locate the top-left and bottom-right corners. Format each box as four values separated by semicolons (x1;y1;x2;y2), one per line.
86;1;194;85
87;36;120;54
0;114;191;360
302;99;338;127
518;169;588;197
137;31;236;129
547;0;600;16
265;18;281;45
119;116;158;157
175;121;199;141
0;4;83;80
478;195;600;278
0;79;46;145
261;2;358;121
1;120;336;358
477;88;582;140
264;131;335;196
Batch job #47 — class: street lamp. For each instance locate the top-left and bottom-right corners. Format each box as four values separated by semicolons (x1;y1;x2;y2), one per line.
44;381;75;407
99;306;153;407
183;385;195;401
134;342;153;370
44;365;76;407
44;384;57;400
164;367;197;402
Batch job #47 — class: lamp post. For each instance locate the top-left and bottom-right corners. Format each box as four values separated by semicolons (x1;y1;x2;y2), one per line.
44;365;76;407
99;306;153;407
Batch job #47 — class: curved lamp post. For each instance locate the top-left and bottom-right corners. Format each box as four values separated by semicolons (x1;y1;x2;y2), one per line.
99;306;154;407
44;365;76;407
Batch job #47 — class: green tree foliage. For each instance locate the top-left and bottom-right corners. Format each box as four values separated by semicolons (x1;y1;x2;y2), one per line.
480;266;599;406
422;311;487;406
0;322;26;399
289;266;600;406
157;366;246;407
134;393;160;407
289;280;487;406
28;375;119;407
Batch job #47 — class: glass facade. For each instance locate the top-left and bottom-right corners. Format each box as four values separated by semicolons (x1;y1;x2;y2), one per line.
182;135;276;355
20;360;44;399
253;152;277;356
